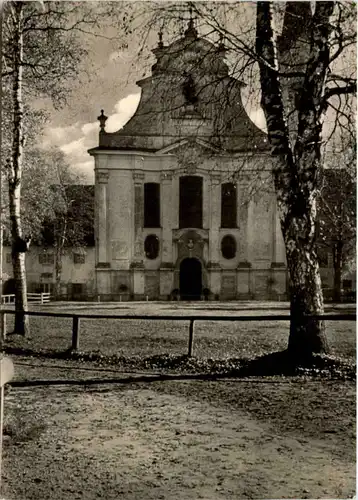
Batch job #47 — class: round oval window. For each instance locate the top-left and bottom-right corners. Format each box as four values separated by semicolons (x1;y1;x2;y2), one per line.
221;235;236;260
144;235;160;259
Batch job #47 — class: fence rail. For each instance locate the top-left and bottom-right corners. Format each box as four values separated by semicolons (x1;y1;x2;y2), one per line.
27;293;51;304
0;308;355;358
1;293;50;305
1;295;14;305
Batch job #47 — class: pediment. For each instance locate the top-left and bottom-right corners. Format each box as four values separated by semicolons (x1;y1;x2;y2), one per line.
156;138;221;156
156;138;220;172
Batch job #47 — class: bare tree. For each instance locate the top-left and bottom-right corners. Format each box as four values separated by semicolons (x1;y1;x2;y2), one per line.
37;152;94;300
317;132;356;302
2;1;124;334
120;1;356;360
255;1;356;359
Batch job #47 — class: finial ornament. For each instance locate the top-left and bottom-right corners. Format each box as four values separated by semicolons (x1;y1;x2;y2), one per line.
158;28;164;48
97;109;108;131
185;5;197;39
218;32;226;53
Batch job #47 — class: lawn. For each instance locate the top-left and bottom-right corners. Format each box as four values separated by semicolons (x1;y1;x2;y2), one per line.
2;301;356;363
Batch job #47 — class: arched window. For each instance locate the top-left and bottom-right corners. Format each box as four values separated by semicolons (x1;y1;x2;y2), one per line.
144;235;160;259
179;176;203;228
221;182;237;228
221;235;237;260
144;183;160;228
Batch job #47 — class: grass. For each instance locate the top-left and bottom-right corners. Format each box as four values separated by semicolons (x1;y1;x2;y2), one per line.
2;302;355;382
2;303;356;360
2;303;356;362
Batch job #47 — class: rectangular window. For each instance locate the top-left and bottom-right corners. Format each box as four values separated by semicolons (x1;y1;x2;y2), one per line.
179;176;203;228
39;253;54;265
41;273;53;280
6;254;11;264
40;283;53;294
144;183;160;228
72;283;85;297
73;253;86;264
221;183;237;228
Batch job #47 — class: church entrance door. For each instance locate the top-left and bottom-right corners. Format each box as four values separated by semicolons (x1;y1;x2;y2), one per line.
180;258;202;300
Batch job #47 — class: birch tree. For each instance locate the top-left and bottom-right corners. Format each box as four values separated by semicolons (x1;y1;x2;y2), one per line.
2;1;123;334
255;2;356;359
126;1;356;360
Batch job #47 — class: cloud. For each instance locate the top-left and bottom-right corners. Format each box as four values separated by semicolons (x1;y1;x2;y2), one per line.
81;122;98;136
41;93;141;182
248;108;267;132
61;137;87;157
41;123;81;149
106;93;141;132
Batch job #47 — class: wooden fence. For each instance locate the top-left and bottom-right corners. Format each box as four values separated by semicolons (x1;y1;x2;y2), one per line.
0;309;355;358
1;293;50;305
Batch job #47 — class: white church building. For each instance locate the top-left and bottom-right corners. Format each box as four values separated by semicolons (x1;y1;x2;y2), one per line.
88;20;288;301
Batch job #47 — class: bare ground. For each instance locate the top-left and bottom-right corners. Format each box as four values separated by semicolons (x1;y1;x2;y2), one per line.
2;368;355;500
1;302;355;499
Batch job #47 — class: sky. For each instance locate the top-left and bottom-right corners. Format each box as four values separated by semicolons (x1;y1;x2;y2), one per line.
37;1;267;184
37;1;354;183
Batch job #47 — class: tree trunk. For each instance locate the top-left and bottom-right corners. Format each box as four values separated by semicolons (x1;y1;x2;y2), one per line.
9;2;29;335
54;218;66;300
54;244;62;300
284;207;328;358
333;241;343;303
255;2;331;361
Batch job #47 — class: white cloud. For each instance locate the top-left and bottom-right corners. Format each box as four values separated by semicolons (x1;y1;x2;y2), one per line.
106;93;141;132
60;137;87;157
81;121;98;136
41;123;81;148
41;93;141;183
74;161;94;182
248;108;267;132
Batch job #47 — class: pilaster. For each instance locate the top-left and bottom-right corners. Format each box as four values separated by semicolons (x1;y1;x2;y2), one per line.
96;170;109;265
238;179;249;262
161;171;173;263
203;175;210;229
133;171;145;263
246;197;254;265
209;172;221;265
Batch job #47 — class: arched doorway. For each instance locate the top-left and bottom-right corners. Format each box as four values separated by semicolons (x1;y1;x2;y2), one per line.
180;258;202;300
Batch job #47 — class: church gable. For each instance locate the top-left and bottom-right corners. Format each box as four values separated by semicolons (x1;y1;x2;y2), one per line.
97;20;269;153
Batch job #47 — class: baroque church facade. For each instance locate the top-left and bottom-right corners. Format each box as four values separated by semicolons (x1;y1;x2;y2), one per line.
89;21;288;301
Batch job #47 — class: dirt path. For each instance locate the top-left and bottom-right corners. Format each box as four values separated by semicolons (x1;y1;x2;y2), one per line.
2;378;355;500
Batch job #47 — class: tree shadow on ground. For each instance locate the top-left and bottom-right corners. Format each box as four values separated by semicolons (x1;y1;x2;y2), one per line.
5;347;355;387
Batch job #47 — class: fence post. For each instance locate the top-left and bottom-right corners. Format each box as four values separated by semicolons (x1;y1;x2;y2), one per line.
188;319;195;357
0;313;6;341
71;316;80;351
